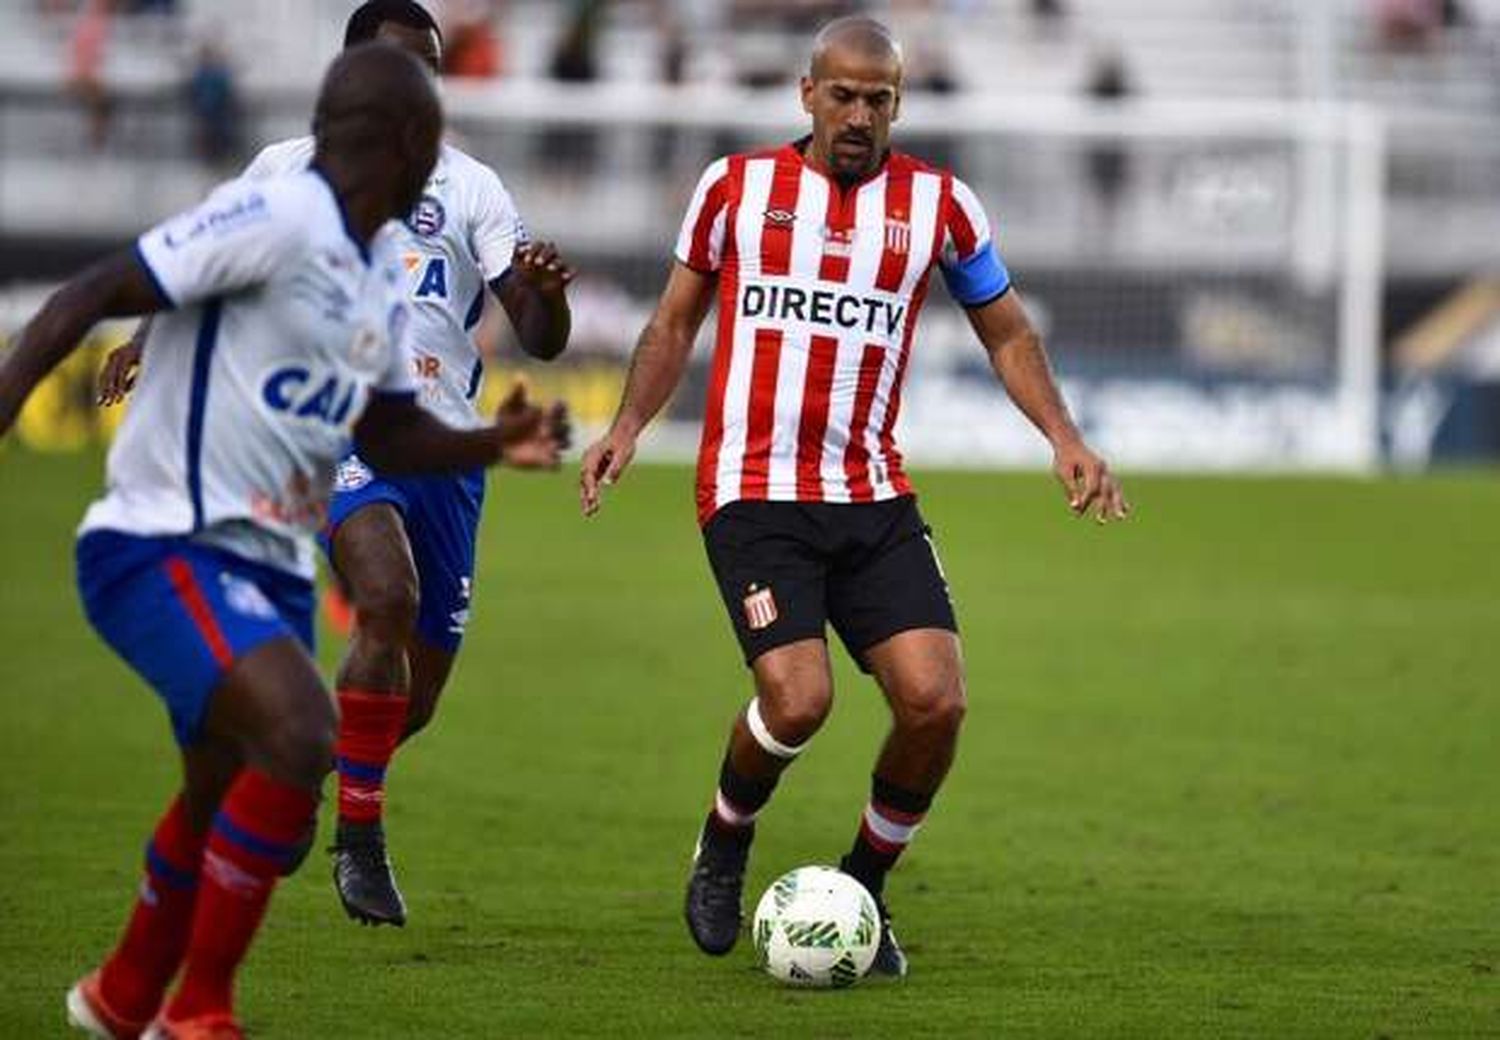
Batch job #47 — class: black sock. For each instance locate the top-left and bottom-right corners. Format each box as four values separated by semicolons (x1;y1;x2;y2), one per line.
704;754;779;848
841;774;934;900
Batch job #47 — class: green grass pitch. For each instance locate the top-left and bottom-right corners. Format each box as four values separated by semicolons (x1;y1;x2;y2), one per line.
1;449;1496;1037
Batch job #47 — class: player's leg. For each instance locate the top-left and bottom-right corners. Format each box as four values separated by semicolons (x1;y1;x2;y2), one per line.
69;737;240;1038
688;503;834;955
686;639;834;955
158;636;333;1029
400;637;457;741
70;533;323;1035
393;467;483;743
329;466;481;924
326;497;419;926
828;499;964;978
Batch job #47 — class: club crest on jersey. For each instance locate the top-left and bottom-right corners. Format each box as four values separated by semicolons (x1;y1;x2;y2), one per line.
764;209;796;228
743;584;778;631
406;195;446;237
885;215;911;256
335;457;375;491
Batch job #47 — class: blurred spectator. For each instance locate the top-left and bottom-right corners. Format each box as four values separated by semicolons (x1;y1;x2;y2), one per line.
549;0;605;83
68;0;113;150
893;0;958;94
728;0;857;88
649;1;689;172
545;1;608;173
186;39;240;168
443;0;504;79
1029;0;1068;40
651;0;688;85
1376;0;1445;51
1084;48;1132;248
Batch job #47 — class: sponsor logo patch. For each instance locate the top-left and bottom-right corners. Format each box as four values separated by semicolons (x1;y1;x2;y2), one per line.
738;280;907;340
764;208;796;227
822;225;856;258
743;584;778;631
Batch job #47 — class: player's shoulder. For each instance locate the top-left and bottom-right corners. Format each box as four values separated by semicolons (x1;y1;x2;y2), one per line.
190;168;317;228
440;142;513;201
716;144;784;171
890;148;954;181
244;136;315;180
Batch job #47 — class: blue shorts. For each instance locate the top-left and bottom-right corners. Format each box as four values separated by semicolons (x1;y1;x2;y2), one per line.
76;530;316;747
321;456;486;654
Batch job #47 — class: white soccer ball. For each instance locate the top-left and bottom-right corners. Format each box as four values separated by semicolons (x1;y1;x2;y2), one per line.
752;865;881;988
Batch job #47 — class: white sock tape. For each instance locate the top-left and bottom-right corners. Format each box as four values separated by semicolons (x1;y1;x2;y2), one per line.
745;697;806;760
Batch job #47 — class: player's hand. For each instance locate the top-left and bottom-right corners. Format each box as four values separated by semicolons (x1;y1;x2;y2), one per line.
97;340;142;406
579;426;637;517
1053;436;1130;523
493;382;566;470
512;241;574;297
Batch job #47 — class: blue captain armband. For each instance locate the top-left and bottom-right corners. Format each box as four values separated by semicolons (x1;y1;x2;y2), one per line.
941;240;1011;308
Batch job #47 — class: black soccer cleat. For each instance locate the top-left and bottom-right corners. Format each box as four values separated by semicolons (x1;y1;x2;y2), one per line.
868;901;909;979
684;820;750;956
331;821;407;927
838;855;909;979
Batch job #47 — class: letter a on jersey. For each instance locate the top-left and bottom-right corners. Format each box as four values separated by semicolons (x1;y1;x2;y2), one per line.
414;256;449;301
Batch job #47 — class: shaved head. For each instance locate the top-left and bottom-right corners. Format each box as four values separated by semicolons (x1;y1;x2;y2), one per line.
314;42;442;218
800;17;904;183
809;16;903;83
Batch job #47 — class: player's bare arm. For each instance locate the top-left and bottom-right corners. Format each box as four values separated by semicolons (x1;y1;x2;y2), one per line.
967;290;1130;523
495;240;574;361
579;260;716;514
355;380;564;475
1;251;164;433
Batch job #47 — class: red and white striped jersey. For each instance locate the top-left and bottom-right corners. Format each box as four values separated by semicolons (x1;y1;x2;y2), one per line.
675;141;1005;525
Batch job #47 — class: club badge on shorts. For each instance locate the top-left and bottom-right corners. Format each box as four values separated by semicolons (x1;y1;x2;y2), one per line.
743;584;778;631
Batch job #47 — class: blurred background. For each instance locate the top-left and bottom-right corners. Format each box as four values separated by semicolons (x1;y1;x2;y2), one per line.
2;0;1498;471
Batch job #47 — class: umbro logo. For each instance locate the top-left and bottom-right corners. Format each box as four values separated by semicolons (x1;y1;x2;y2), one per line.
764;209;796;227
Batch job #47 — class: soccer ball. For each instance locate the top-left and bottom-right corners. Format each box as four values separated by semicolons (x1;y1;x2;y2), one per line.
752;865;881;988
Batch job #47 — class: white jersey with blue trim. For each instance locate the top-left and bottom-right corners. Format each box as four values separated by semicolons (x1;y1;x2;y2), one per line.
78;170;415;579
244;137;526;430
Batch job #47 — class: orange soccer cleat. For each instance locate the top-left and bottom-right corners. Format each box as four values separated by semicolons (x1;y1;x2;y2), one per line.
66;971;150;1040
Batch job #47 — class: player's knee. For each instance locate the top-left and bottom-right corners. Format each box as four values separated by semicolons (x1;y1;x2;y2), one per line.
258;704;336;788
894;676;967;738
756;677;833;747
351;571;419;645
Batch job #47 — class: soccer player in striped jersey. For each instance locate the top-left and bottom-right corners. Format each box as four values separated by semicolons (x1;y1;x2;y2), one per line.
98;0;574;928
581;16;1129;977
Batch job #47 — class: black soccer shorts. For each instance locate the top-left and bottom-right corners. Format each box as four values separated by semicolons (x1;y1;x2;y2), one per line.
701;495;958;670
